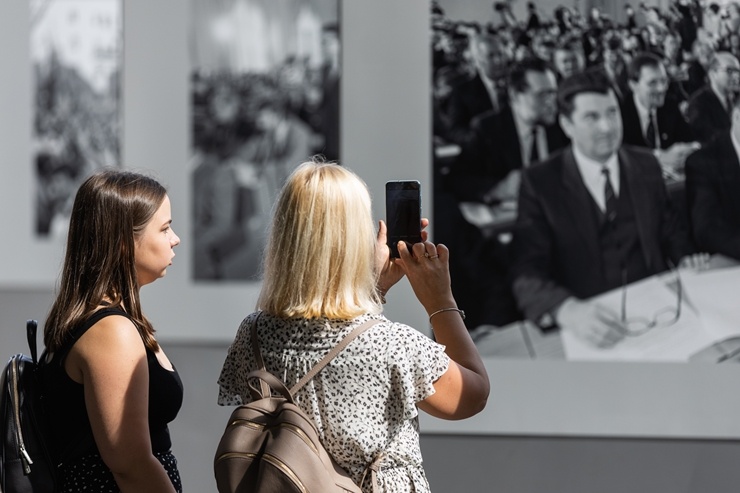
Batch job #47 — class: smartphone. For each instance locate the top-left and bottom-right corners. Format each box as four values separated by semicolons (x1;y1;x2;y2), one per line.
385;180;422;258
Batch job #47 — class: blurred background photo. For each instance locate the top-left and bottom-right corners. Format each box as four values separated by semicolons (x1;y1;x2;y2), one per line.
31;0;123;239
190;0;340;282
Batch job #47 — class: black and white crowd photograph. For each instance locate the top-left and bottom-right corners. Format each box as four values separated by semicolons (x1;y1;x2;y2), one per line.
31;0;122;238
432;0;740;362
190;0;339;281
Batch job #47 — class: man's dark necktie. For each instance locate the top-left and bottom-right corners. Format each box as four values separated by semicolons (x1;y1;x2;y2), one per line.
602;167;618;223
725;94;735;117
529;126;539;164
645;112;658;149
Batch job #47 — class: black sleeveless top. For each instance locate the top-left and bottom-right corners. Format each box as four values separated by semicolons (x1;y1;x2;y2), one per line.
42;307;184;465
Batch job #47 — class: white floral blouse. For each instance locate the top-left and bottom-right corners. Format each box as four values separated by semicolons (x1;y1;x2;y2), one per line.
217;311;450;493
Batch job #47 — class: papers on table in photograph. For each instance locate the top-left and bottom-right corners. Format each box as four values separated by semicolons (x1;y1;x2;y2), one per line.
561;268;740;362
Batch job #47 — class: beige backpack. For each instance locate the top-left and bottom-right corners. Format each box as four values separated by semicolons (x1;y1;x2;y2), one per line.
214;316;383;493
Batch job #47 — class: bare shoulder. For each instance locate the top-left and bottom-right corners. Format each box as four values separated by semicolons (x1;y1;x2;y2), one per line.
78;314;144;350
73;315;144;362
66;314;146;382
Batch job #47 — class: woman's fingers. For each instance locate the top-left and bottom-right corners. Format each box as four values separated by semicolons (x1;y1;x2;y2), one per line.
377;220;388;243
437;243;449;263
420;218;430;242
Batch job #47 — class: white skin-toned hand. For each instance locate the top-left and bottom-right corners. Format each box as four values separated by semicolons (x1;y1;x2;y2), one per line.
679;252;711;270
393;240;457;311
65;316;177;493
555;297;628;348
483;170;521;204
394;239;490;420
656;141;701;172
375;218;429;297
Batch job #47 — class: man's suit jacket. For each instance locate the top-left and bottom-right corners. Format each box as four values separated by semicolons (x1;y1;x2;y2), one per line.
451;106;570;202
684;60;707;97
587;64;630;102
511;145;693;322
685;132;740;259
446;73;502;144
686;85;731;145
620;91;694;149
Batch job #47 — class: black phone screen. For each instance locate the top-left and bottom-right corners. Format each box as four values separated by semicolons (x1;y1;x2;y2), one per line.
385;180;422;258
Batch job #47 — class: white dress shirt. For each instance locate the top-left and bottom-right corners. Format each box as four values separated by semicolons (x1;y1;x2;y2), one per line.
479;71;500;113
572;145;620;213
512;110;545;166
633;92;659;147
731;128;740;162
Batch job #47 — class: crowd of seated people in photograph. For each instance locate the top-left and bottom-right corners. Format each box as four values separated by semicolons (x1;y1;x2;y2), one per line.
432;0;740;343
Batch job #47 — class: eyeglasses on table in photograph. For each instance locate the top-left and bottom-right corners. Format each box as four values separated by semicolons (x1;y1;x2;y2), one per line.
620;264;682;337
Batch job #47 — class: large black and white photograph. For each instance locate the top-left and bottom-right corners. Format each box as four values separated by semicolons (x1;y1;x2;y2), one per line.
32;0;123;238
190;0;340;281
432;0;740;363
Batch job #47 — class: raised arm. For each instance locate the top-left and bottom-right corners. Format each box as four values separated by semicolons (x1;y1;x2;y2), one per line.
394;239;490;420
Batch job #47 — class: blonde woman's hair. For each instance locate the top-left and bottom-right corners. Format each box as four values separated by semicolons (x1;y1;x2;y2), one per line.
258;160;382;319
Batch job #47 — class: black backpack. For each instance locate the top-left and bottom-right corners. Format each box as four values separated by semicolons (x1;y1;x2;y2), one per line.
0;320;58;493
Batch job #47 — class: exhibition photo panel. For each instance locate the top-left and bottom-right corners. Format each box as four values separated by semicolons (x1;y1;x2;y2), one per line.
432;0;740;364
31;0;123;239
189;0;340;282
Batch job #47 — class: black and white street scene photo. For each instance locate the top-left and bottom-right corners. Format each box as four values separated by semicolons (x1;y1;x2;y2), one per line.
31;0;122;238
190;0;340;282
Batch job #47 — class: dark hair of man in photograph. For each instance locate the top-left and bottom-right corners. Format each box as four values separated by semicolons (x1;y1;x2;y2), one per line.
557;70;613;118
627;51;664;81
604;33;623;52
507;56;554;95
322;21;339;36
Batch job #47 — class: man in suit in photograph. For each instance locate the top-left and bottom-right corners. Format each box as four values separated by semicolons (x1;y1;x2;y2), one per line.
454;56;569;205
446;29;509;144
511;70;701;348
552;37;583;82
686;52;740;145
685;96;740;260
588;34;630;103
443;58;568;331
620;52;700;178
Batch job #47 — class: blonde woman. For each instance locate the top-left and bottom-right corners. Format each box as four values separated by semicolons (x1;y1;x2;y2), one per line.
217;161;489;492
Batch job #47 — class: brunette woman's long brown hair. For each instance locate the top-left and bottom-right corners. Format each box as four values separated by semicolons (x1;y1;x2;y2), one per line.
44;169;166;352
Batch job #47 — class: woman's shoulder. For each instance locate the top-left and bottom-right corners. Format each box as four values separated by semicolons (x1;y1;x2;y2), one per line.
237;311;262;329
237;310;428;343
63;310;145;381
76;311;142;349
57;307;135;351
343;314;434;348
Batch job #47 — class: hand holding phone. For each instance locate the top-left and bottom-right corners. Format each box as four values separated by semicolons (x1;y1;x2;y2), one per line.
385;180;422;258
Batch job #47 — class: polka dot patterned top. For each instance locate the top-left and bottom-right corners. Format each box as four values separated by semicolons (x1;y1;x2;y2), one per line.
217;311;450;493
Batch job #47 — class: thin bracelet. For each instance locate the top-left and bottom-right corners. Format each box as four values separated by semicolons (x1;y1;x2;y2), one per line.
428;307;465;324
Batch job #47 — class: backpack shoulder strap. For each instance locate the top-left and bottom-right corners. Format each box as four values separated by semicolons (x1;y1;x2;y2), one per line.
26;319;38;365
289;318;382;396
248;314;382;400
249;312;270;398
